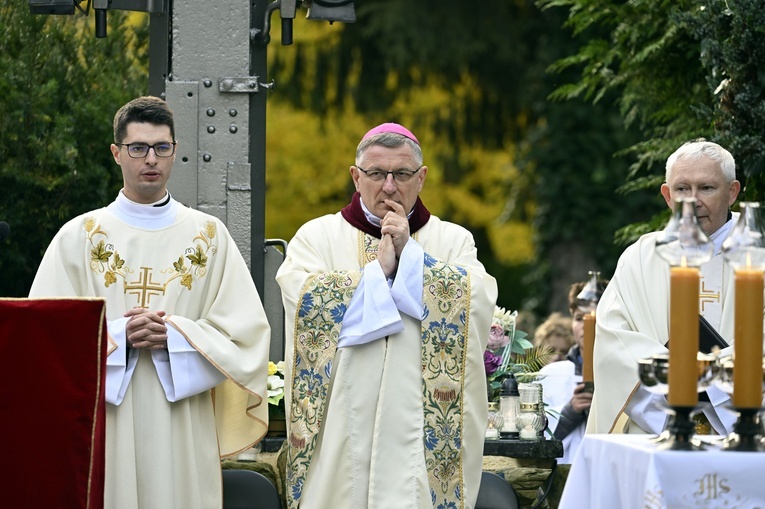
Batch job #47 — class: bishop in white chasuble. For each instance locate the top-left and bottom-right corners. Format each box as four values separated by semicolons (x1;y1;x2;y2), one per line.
276;205;497;509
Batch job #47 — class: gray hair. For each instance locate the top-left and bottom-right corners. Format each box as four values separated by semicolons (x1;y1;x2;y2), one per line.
355;133;423;167
665;139;736;183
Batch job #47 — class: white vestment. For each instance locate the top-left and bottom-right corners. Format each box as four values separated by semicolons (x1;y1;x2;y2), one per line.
276;211;497;509
588;219;752;435
29;195;270;509
538;359;585;464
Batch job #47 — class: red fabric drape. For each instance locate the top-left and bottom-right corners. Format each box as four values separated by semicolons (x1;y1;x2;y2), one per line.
0;298;107;509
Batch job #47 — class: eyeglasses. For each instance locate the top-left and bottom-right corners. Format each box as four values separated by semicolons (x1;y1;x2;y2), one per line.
118;142;177;158
356;166;422;182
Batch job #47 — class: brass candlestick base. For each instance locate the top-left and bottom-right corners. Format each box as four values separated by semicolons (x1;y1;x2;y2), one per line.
723;407;765;452
657;406;705;451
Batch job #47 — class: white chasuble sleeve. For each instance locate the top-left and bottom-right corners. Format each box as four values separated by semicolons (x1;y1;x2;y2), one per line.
160;226;271;457
105;317;139;405
624;386;669;434
338;238;424;348
151;324;226;402
390;237;424;319
336;260;404;347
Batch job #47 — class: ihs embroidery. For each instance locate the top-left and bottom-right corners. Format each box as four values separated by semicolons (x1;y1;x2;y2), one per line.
85;217;217;307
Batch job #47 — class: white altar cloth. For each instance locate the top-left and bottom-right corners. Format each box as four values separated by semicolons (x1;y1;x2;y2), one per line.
559;434;765;509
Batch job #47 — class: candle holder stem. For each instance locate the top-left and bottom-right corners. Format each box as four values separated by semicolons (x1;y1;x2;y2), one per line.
723;407;765;451
657;406;704;451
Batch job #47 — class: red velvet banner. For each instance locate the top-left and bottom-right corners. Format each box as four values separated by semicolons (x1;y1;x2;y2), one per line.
0;298;107;509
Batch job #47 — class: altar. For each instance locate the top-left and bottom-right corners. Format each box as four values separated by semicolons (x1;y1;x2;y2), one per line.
559;434;765;509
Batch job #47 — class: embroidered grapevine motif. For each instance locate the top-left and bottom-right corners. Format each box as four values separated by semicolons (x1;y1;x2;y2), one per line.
173;221;217;290
86;217;132;287
84;217;217;306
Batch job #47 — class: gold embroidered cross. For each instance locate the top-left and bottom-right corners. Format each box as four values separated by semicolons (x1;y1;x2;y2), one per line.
124;267;166;307
699;279;721;313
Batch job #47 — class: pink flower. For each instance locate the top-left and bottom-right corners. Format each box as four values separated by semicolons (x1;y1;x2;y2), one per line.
487;324;509;351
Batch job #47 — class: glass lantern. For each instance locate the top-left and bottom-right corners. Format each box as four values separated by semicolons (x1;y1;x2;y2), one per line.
721;202;765;270
655;197;714;266
576;271;604;314
486;402;504;440
499;374;520;439
516;383;544;440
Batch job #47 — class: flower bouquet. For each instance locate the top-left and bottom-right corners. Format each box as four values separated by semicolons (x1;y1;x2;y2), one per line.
267;361;286;434
485;306;551;402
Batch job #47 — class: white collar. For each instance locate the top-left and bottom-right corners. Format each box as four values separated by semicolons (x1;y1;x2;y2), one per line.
709;212;738;255
107;190;178;229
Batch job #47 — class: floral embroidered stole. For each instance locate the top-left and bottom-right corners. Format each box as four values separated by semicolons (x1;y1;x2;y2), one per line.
286;232;471;508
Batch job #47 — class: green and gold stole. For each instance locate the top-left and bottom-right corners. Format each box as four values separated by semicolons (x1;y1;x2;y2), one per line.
285;232;472;509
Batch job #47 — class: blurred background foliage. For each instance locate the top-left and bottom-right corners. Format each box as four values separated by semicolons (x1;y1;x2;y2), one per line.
1;0;764;327
0;2;147;296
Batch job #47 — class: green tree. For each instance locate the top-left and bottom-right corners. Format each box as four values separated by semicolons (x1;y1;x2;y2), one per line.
0;1;148;296
267;1;649;313
690;0;765;200
1;1;669;320
537;0;765;243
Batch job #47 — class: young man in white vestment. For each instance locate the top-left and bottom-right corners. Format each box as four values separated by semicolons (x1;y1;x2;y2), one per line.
588;140;744;436
275;123;498;509
29;96;271;509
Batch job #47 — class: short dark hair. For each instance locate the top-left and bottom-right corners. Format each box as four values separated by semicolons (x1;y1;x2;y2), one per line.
113;96;175;144
568;281;586;316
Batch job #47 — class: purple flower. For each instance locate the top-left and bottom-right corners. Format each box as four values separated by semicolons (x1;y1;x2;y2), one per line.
484;349;502;375
487;324;509;351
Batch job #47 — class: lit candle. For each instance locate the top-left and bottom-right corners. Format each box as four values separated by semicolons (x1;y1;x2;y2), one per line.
668;266;700;407
583;312;595;383
733;268;764;408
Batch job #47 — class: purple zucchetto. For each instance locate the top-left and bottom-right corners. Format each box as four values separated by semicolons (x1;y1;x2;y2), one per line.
361;122;419;145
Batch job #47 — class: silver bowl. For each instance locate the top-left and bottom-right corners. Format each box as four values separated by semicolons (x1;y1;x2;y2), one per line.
713;354;765;395
638;355;667;394
637;352;719;395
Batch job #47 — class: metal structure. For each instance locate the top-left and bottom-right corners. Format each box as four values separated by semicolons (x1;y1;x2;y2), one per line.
28;0;356;361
